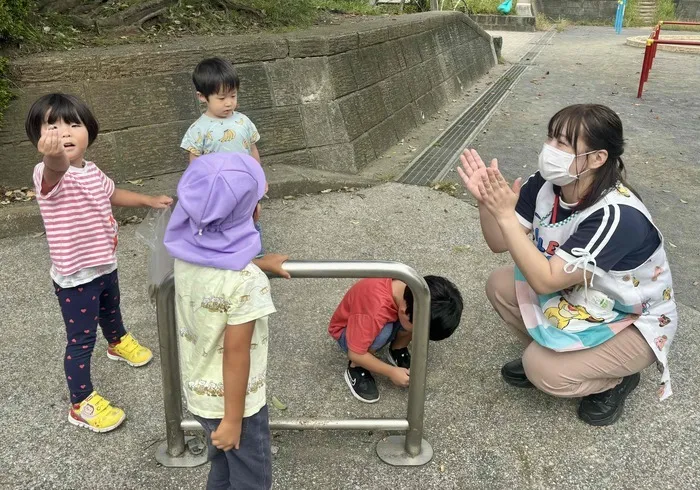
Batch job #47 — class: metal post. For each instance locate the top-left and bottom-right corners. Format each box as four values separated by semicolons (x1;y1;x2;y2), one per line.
155;261;434;467
154;274;207;467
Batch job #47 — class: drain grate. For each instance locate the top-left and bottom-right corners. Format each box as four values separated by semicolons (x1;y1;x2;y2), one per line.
397;30;555;186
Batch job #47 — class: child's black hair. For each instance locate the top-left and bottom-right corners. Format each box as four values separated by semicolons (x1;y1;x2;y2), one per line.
404;275;463;341
25;93;99;147
192;57;240;98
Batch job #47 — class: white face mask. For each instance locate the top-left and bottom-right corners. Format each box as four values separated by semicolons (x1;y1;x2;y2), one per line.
538;143;597;186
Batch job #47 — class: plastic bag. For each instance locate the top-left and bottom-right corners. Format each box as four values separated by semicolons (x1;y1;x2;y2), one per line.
135;206;174;308
497;0;513;14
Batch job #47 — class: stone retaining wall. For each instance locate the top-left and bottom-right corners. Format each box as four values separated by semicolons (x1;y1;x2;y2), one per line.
532;0;618;21
676;0;700;19
0;11;496;188
470;14;536;32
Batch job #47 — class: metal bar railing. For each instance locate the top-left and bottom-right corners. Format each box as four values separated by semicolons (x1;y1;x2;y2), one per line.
638;21;700;97
155;260;433;467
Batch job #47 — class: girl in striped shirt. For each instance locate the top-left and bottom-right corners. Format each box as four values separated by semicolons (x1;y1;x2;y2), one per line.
26;93;173;433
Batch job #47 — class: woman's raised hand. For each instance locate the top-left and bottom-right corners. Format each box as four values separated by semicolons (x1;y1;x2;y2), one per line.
478;168;522;222
457;148;498;201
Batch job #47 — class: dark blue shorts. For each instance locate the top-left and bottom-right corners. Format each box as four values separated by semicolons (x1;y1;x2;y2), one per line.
194;405;271;490
337;321;402;353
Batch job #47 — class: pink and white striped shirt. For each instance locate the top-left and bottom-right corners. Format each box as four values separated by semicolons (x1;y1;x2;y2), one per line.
33;161;118;277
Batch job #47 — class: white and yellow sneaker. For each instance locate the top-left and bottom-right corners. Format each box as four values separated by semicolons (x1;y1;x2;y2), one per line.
68;392;125;433
107;332;153;367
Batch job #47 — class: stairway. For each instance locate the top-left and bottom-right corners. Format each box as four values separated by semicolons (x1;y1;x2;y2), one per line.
638;0;657;25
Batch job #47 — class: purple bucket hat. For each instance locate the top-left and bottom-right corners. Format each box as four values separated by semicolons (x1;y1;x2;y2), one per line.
164;152;266;271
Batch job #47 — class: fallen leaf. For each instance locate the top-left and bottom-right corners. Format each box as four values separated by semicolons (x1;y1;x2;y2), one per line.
669;242;677;248
440;464;445;472
283;195;295;200
320;189;332;194
126;179;144;186
680;199;688;204
271;395;287;410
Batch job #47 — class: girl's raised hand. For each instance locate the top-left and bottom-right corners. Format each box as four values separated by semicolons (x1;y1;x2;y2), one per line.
148;195;174;209
457;149;498;201
478;168;522;222
38;128;67;159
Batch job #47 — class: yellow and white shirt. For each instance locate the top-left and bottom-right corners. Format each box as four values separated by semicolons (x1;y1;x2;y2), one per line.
174;259;276;419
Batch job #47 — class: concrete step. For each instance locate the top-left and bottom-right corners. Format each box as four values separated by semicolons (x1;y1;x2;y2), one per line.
516;2;532;16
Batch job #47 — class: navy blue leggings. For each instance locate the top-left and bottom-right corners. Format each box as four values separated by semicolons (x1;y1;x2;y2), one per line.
54;270;127;404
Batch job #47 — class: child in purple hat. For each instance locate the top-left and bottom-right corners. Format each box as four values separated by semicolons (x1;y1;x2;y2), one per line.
164;152;288;490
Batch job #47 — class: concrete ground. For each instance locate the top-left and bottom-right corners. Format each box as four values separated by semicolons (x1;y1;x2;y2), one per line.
1;27;699;489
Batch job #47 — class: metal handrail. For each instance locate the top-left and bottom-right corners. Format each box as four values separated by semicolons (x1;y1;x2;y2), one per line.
155;260;433;467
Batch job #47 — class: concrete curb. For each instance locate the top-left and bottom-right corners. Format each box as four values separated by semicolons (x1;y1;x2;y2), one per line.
626;35;700;54
0;164;377;239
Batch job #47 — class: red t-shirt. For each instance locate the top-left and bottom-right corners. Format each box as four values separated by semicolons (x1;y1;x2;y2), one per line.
328;278;399;354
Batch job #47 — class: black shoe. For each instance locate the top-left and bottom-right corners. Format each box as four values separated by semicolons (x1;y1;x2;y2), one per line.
577;373;640;426
344;362;380;403
501;358;533;388
386;347;411;369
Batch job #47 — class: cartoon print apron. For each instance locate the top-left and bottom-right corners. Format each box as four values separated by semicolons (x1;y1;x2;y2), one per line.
515;182;678;400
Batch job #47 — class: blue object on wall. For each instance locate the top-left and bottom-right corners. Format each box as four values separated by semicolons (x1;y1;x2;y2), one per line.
497;0;513;15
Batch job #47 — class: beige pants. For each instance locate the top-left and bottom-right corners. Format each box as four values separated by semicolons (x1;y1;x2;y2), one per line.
486;266;656;397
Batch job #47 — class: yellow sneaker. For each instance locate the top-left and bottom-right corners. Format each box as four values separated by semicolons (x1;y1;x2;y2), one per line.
107;332;153;367
68;392;125;433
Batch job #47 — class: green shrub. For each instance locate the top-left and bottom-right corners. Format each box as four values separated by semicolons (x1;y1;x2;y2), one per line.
0;0;37;45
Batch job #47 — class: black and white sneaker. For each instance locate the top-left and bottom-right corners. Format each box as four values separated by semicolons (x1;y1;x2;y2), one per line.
344;362;380;403
386;347;411;370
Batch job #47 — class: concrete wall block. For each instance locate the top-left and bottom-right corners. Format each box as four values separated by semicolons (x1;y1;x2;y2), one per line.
356;86;389;133
351;133;376;170
328;53;358;98
247;106;307;155
390;104;419;140
442;75;464;101
358;26;390;47
378;72;413;115
310;144;359;173
112;121;190;180
416;31;439;61
85;133;121;180
11;53;100;84
404;63;432;101
266;59;300;106
86;73;197;132
295;58;335;103
337;94;365;141
369;117;399;157
1;141;41;188
424;56;446;89
377;41;406;79
301;102;348;148
400;37;424;68
437;50;457;80
349;48;383;89
236;63;275;110
415;91;439;120
429;83;449;111
261;149;313;168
